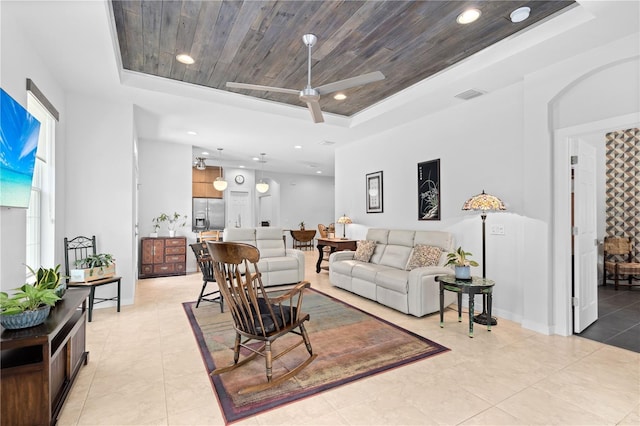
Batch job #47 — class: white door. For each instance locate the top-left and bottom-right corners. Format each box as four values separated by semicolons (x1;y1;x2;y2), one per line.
228;191;251;228
573;138;598;333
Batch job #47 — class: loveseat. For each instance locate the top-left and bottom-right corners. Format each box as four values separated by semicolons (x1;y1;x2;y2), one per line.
223;227;305;287
329;229;456;317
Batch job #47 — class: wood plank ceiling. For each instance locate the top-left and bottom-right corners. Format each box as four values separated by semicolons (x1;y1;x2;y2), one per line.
111;0;575;118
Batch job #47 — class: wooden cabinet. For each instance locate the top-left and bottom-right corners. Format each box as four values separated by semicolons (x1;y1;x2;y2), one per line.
139;237;187;278
192;166;223;198
1;288;90;426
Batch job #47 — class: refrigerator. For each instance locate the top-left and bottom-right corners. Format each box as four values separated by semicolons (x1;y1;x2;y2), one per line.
192;198;225;232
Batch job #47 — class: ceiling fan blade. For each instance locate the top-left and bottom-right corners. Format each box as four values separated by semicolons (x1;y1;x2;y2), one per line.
226;82;300;95
316;71;385;95
306;100;324;123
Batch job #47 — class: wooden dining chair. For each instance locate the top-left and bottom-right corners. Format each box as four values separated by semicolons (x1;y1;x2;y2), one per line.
189;242;223;310
206;241;316;394
199;230;220;242
603;237;640;290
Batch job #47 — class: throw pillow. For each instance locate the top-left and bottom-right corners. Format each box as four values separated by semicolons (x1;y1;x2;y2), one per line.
406;244;442;270
353;240;376;262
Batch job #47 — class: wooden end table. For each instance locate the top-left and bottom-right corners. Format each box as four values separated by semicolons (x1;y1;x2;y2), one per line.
316;238;357;273
436;274;495;338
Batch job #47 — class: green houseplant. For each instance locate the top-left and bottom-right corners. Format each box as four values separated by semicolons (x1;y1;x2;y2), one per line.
27;264;67;298
71;253;115;282
444;247;479;280
1;283;60;329
153;212;188;237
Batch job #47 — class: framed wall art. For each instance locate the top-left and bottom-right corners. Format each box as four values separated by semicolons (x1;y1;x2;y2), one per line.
366;171;383;213
417;159;440;220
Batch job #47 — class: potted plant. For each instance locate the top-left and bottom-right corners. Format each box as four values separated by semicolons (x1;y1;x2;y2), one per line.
444;246;479;280
27;264;67;299
1;283;60;329
153;212;188;237
70;253;116;282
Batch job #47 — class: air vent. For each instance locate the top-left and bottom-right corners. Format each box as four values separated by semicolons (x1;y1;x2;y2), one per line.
319;140;336;146
455;89;486;100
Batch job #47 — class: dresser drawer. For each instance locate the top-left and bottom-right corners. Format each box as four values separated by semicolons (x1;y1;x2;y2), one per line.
165;254;185;263
165;246;186;255
154;264;175;274
166;238;186;247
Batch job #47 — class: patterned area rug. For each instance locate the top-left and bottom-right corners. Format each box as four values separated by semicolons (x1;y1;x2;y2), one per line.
183;288;449;424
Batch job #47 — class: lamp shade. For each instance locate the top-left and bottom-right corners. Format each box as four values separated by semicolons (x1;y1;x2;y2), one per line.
213;177;228;191
337;215;352;224
462;190;506;212
256;181;269;193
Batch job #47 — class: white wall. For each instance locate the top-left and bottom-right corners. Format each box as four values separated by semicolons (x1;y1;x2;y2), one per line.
65;94;136;305
0;1;67;290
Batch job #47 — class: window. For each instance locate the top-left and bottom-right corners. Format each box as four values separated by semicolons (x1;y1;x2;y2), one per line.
25;92;56;276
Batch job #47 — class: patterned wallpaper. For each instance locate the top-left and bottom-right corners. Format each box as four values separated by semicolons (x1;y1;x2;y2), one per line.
605;128;639;262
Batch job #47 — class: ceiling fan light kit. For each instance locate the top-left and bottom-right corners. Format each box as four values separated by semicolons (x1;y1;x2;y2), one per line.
226;33;385;124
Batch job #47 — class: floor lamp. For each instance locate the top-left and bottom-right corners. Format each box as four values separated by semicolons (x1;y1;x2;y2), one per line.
462;190;506;325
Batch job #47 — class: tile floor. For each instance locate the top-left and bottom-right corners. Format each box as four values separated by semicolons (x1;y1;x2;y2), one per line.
58;252;640;425
577;284;640;353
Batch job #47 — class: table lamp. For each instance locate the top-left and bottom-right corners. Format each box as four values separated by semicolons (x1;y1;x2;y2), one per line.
462;190;506;325
337;214;352;239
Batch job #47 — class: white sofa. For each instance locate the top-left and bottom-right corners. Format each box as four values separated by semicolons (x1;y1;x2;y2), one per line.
329;228;456;317
223;227;305;287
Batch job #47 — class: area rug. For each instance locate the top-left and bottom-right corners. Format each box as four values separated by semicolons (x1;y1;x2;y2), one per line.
183;288;449;424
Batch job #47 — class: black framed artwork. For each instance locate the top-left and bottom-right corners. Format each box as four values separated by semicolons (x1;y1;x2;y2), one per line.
417;159;440;220
366;171;383;213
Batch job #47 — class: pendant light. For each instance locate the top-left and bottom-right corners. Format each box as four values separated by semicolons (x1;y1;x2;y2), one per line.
256;153;269;193
213;148;228;191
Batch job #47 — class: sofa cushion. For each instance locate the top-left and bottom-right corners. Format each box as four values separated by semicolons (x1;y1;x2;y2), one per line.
262;256;299;272
332;259;359;276
414;231;454;265
224;228;256;246
378;244;413;270
375;269;410;293
353;240;376;262
255;228;286;258
406;244;442;270
352;263;389;281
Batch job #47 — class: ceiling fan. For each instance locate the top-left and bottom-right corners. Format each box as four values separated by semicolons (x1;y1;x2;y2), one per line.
226;34;385;124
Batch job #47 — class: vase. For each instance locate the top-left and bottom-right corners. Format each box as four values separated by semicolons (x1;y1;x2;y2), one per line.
455;266;471;280
1;305;51;330
169;230;176;237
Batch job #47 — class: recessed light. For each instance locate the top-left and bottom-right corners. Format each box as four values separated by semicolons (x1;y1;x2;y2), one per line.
294;145;302;149
176;54;195;65
239;165;246;169
334;93;347;100
510;7;531;23
252;157;260;161
186;131;197;135
316;170;322;174
201;151;209;156
456;8;481;24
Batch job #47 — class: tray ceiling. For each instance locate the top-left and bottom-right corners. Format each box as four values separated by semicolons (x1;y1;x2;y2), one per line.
111;0;575;118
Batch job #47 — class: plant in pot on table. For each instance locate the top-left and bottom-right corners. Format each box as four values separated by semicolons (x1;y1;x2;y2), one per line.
27;264;67;298
153;212;188;237
1;283;60;330
71;253;115;282
445;247;479;280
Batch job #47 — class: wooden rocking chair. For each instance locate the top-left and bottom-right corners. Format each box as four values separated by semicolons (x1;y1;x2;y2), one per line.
205;241;317;394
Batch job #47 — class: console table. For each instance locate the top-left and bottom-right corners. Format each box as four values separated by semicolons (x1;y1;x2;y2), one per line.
1;287;90;425
436;274;495;338
316;238;357;273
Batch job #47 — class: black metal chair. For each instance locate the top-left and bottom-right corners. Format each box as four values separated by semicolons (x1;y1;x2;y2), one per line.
190;242;224;311
64;235;121;322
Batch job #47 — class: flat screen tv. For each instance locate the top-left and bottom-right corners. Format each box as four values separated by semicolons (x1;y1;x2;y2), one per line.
0;88;41;208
